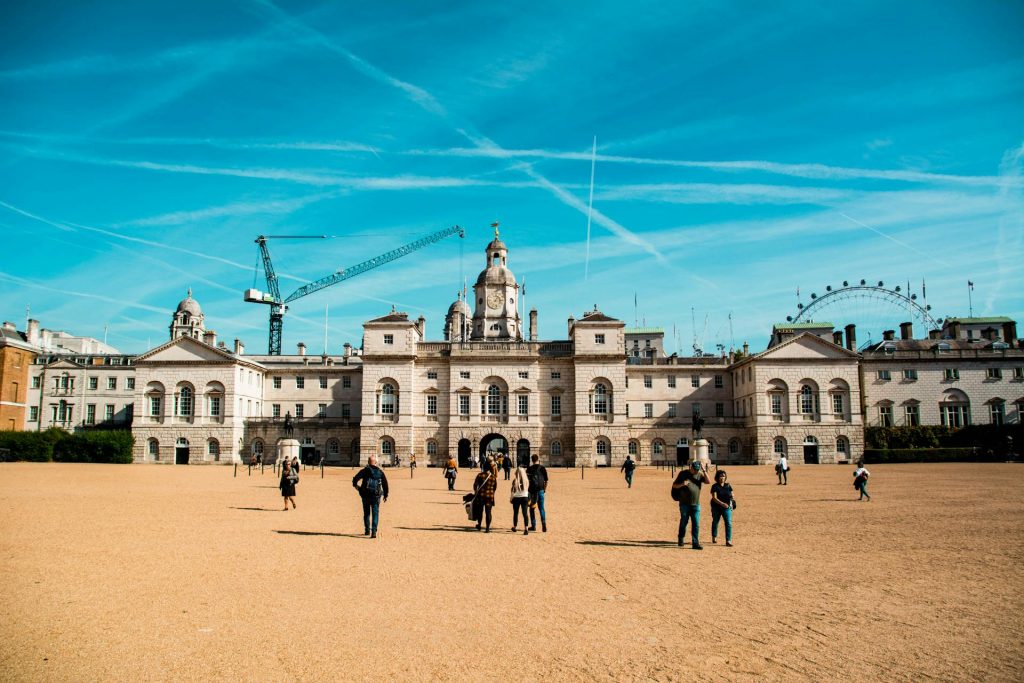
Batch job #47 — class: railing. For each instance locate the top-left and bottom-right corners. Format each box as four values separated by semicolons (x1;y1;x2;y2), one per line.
50;388;75;396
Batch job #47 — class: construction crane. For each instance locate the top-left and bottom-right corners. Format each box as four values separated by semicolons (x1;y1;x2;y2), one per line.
245;225;465;355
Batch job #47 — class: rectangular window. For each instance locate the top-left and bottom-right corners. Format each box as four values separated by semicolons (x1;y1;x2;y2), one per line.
518;395;528;415
644;403;653;418
126;377;135;390
295;376;305;389
990;403;1005;425
295;404;304;418
107;377;116;390
987;368;1002;380
877;370;891;381
1014;367;1024;379
692;402;701;416
105;404;114;421
879;405;893;427
273;377;282;389
460;371;470;380
625;404;630;417
518;371;529;379
714;375;724;388
31;376;41;389
313;403;324;418
149;396;161;417
667;375;676;388
342;376;351;389
383;334;394;345
272;404;281;418
715;402;724;417
319;376;328;389
342;403;351;418
209;396;221;417
771;394;782;414
459;395;470;415
905;404;920;426
941;404;968;428
832;394;843;414
86;404;96;424
668;404;677;418
944;368;960;381
427;370;438;379
595;334;605;344
88;377;98;390
426;395;437;415
550;395;561;416
550;371;561;379
643;375;652;388
29;406;39;421
903;369;917;381
691;376;700;388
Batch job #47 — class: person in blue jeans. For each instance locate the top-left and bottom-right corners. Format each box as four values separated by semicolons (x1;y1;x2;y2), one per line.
620;455;636;488
352;455;389;538
710;469;734;547
673;460;710;549
526;454;548;532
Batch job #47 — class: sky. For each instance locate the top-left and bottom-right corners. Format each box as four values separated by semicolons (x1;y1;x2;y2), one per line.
0;0;1022;355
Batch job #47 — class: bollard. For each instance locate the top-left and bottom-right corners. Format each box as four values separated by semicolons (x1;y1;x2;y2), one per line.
261;461;264;475
234;463;237;478
321;461;324;479
581;465;584;480
248;464;251;477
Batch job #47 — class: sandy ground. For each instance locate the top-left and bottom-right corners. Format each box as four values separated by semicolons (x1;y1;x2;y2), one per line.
0;462;1022;682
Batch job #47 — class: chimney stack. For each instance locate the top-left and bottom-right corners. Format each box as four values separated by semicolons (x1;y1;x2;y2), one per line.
297;342;306;356
928;329;941;340
234;338;244;355
844;324;857;351
2;321;14;332
742;341;749;356
529;309;537;341
203;330;217;346
832;330;844;346
882;330;895;341
416;316;426;339
899;322;913;340
27;319;39;345
343;342;352;358
567;315;575;336
1002;321;1017;345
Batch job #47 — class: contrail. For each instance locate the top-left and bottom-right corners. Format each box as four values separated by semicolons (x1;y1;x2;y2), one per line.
837;212;951;267
585;135;596;282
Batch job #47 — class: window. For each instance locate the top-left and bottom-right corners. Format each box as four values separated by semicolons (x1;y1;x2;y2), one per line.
105;404;114;421
427;370;438;380
319;376;328;389
88;377;98;390
877;370;891;381
177;387;193;416
770;393;782;415
593;384;609;414
905;404;920;426
667;375;676;388
550;441;562;456
829;394;842;415
29;406;39;422
1014;367;1024;380
652;440;664;457
692;402;701;416
774;438;786;455
295;376;305;389
379;383;397;414
551;371;561;379
550;395;561;416
643;375;652;389
426;395;437;415
518;395;528;416
86;404;96;424
595;334;605;344
318;403;327;418
148;439;159;460
836;437;849;455
107;377;117;390
595;440;608;456
342;404;351;418
149;396;161;417
903;369;917;381
941;404;968;428
668;404;677;418
209;396;221;417
126;377;135;390
295;404;304;419
272;404;281;418
460;371;470;380
273;377;282;389
625;404;629;417
384;334;394;345
252;440;264;458
381;440;393;456
628;441;638;456
879;405;893;427
799;385;815;414
487;385;504;415
427;441;437;456
208;440;220;461
944;368;959;381
31;376;40;389
714;375;724;388
987;368;1002;380
518;371;529;379
644;403;653;418
715;402;724;417
342;376;352;389
990;402;1005;425
459;395;470;416
729;439;740;456
691;376;700;388
328;440;340;456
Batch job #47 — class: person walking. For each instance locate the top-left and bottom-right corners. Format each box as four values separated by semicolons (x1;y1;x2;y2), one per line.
410;454;417;470
710;470;735;547
672;460;710;549
776;453;788;485
509;462;530;535
279;459;298;510
444;455;458;491
526;454;548;532
502;454;512;481
472;457;498;532
853;461;871;501
352;455;389;538
620;455;636;488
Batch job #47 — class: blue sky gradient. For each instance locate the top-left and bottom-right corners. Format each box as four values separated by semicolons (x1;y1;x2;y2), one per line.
1;0;1021;354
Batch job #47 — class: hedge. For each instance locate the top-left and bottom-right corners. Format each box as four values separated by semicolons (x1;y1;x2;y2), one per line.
862;448;1005;464
866;424;1023;454
0;429;133;464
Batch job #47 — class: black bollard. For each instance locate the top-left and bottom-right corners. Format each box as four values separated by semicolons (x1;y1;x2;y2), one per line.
321;461;324;479
234;463;237;478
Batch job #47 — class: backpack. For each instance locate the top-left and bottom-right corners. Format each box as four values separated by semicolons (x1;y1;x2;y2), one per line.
670;477;682;501
528;467;546;492
362;468;383;500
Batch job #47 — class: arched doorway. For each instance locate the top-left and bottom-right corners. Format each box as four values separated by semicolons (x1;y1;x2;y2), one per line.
480;433;508;464
175;437;190;465
594;437;611;466
457;439;472;467
803;435;819;464
675;437;689;466
516;439;530;467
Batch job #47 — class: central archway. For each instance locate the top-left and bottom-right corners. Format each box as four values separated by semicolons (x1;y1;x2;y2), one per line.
480;433;508;462
457;438;472;467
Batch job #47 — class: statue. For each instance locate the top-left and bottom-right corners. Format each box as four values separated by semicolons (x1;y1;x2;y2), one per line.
283;411;294;435
691;413;705;439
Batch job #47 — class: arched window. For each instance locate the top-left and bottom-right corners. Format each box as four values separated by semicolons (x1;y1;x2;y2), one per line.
596;439;608;456
378;382;397;414
799;385;814;414
176;437;189;447
176;386;193;416
628;440;639;456
327;439;340;456
652;440;664;457
940;389;970;428
550;441;562;456
774;437;787;455
836;436;849;456
707;439;716;456
380;438;394;456
426;440;438;456
148;438;159;461
208;439;220;461
728;438;740;456
592;383;608;414
252;439;264;457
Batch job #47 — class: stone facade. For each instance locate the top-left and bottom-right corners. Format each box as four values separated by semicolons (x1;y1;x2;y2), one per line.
0;322;36;432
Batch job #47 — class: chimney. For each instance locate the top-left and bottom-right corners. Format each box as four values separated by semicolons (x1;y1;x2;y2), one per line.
529;309;537;341
899;322;913;340
203;330;217;346
832;330;844;346
297;342;306;356
928;329;941;340
26;319;39;345
882;330;895;341
742;341;749;356
416;315;426;339
343;342;352;358
844;324;857;351
1003;321;1017;344
218;341;227;349
234;338;244;355
2;321;14;332
568;315;575;336
950;320;962;339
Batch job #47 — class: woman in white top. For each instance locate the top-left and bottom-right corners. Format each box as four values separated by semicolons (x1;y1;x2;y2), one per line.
776;455;788;485
509;464;531;535
853;462;871;501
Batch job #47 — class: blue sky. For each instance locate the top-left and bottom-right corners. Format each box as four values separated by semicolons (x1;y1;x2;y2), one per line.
1;0;1021;354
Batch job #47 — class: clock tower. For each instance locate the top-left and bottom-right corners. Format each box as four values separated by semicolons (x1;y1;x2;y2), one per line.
470;225;522;340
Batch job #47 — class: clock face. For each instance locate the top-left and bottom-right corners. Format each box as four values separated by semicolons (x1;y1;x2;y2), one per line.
486;292;503;310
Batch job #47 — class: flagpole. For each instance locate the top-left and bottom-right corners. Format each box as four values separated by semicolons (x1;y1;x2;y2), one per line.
968;280;974;317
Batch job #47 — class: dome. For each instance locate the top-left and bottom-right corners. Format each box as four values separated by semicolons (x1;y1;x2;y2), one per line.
175;289;203;316
475;265;517;287
486;237;507;252
447;298;471;317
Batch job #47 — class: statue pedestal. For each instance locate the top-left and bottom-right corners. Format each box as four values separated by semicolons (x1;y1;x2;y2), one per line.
692;438;710;466
277;438;300;466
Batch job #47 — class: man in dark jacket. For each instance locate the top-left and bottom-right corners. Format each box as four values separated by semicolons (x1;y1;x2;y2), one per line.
672;460;711;549
620;455;636;488
352;455;389;538
526;454;549;533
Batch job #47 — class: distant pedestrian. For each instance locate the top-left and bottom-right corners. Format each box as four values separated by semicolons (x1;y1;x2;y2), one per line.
472;457;498;532
501;454;511;480
620;456;636;488
444;455;458;491
710;470;735;547
776;454;788;485
291;456;300;474
410;454;417;469
510;463;530;535
672;460;710;549
352;455;389;538
280;460;298;510
853;461;871;501
526;454;548;532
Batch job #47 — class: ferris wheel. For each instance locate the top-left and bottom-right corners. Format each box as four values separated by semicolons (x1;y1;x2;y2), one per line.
787;280;942;348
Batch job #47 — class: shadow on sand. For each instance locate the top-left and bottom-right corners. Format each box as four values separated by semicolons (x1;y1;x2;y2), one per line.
273;530;366;538
394;525;481;533
577;539;678;549
230;506;284;512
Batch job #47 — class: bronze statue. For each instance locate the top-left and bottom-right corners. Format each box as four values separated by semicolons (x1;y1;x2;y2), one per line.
691;413;705;439
283;411;294;435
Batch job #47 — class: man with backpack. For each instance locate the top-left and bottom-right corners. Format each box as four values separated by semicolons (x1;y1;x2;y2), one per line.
620;455;636;488
672;460;710;549
352;455;389;538
526;454;548;533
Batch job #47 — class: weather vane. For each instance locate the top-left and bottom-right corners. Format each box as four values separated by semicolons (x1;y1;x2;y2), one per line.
491;221;499;238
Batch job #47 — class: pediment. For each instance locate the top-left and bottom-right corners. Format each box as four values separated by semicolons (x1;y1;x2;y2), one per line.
547;387;565;395
755;333;858;362
137;336;241;364
422;387;440;394
45;358;84;370
454;385;474;393
511;385;532;393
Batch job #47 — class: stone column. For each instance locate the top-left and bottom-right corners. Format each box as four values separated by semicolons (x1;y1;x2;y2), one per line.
691;438;710;466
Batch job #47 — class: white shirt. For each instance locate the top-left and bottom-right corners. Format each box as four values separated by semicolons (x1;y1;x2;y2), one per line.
854;467;869;478
779;456;788;469
510;467;530;498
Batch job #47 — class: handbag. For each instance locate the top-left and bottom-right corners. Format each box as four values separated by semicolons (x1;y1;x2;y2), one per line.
464;501;475;520
730;498;737;510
